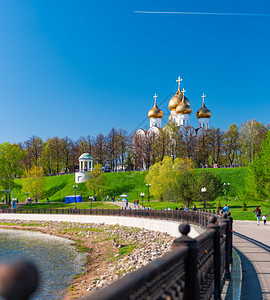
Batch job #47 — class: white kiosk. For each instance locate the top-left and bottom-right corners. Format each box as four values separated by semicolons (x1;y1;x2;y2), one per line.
75;153;93;183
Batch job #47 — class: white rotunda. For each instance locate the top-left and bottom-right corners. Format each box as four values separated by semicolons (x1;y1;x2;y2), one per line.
75;153;93;183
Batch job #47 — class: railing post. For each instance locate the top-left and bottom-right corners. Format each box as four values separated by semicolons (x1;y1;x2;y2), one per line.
228;212;233;264
0;260;39;300
172;223;199;300
222;213;231;280
207;216;221;300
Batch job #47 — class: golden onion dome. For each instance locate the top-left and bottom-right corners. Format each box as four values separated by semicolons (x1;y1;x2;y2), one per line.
169;88;190;111
196;97;211;118
176;90;192;115
148;97;163;119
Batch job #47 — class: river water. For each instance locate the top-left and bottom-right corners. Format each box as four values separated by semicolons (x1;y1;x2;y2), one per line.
0;229;86;299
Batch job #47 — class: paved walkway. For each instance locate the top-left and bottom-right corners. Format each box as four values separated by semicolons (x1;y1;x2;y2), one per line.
233;220;270;300
113;201;143;209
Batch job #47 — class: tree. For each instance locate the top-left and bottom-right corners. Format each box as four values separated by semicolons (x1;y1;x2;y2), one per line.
145;156;194;200
246;131;270;200
93;134;107;166
42;137;63;175
172;171;197;208
208;128;224;166
223;124;240;166
22;166;46;200
85;163;106;197
196;170;223;207
240;120;268;165
61;137;73;173
0;143;24;202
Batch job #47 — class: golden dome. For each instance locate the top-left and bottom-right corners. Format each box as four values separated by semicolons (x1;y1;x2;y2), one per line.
196;97;211;119
176;91;192;115
169;88;190;111
148;96;163;119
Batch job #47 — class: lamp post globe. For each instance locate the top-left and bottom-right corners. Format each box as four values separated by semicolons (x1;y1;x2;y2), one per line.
223;183;230;202
140;192;145;208
201;187;207;209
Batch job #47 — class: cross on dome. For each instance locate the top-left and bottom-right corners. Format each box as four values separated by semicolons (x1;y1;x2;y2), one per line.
176;76;182;89
153;93;158;103
201;93;206;104
181;88;186;96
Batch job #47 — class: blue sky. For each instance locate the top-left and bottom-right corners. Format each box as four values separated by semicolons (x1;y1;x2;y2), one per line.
0;0;269;143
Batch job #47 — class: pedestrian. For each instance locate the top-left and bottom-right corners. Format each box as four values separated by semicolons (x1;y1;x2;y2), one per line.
184;206;189;211
262;214;267;225
137;199;139;206
253;206;261;225
192;205;198;211
35;198;38;203
180;206;184;211
223;204;229;212
133;199;136;206
47;197;49;203
106;195;109;201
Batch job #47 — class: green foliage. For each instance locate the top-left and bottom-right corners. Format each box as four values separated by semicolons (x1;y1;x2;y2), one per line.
145;156;194;200
22;166;46;199
172;171;197;207
0;143;24;191
246;131;270;200
197;170;223;203
85;163;106;196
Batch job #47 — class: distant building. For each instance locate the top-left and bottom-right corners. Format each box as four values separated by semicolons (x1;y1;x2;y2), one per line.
135;75;212;137
75;153;93;183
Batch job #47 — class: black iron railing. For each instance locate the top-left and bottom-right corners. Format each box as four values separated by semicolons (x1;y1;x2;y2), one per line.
1;208;218;228
0;210;233;300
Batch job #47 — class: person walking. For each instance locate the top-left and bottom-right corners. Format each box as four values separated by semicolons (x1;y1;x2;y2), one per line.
253;206;262;225
223;204;230;212
262;213;267;225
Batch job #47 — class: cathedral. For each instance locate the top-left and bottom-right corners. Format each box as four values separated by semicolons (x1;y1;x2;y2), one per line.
135;76;212;136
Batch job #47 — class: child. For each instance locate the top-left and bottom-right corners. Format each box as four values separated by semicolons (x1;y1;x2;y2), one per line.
262;213;267;225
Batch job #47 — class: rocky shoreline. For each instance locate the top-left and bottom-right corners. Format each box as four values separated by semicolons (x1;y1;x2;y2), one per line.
0;220;175;299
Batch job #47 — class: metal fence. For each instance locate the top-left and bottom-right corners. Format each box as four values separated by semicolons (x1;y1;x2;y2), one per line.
0;209;232;300
1;208;218;228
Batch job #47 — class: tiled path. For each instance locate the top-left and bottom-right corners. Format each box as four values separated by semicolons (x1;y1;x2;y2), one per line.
233;220;270;300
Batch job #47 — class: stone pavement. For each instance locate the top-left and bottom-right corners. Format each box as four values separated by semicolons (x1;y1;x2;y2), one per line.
113;201;142;210
233;220;270;300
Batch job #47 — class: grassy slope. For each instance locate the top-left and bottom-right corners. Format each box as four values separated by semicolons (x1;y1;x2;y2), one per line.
10;167;270;220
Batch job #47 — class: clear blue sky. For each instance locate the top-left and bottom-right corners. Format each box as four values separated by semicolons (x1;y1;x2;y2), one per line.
0;0;269;143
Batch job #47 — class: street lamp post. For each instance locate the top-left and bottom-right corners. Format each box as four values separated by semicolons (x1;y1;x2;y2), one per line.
25;192;29;204
73;185;78;201
146;184;151;202
89;196;93;210
223;183;230;202
140;192;145;208
201;187;207;209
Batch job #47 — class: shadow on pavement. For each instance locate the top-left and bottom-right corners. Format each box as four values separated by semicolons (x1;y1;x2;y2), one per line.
234;247;262;300
234;231;270;253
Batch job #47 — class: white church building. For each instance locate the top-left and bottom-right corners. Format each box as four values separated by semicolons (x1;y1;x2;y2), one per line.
135;75;212;137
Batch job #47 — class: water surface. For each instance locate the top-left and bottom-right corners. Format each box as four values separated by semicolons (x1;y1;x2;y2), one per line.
0;229;86;299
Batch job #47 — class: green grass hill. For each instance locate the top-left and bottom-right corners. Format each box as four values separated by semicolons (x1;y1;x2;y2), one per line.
10;167;247;203
3;167;269;220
